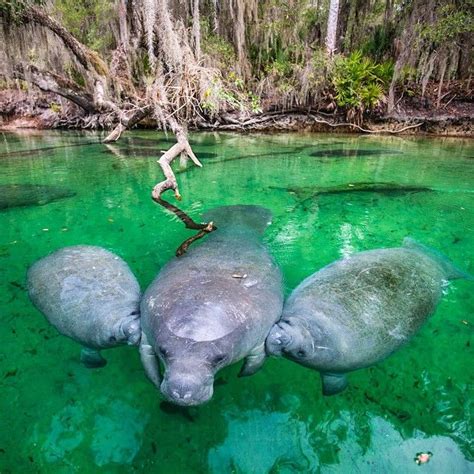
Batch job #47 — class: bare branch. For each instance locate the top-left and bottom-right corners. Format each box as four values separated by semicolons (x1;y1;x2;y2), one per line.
22;6;108;77
151;121;216;255
14;65;97;113
103;105;152;142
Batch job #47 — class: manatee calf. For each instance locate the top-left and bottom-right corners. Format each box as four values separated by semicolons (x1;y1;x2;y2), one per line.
266;238;471;395
27;245;141;367
139;205;283;406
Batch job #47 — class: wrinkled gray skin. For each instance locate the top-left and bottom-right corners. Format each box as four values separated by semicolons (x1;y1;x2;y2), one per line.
27;245;141;367
266;238;471;396
140;205;283;406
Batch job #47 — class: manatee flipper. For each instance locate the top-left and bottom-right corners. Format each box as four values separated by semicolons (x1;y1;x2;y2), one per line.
139;331;162;389
238;343;266;377
321;372;348;396
80;347;107;368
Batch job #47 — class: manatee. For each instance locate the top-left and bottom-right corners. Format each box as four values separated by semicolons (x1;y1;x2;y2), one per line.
139;205;283;406
270;182;432;200
266;238;472;396
309;149;402;158
27;245;141;367
0;184;76;210
0;141;96;159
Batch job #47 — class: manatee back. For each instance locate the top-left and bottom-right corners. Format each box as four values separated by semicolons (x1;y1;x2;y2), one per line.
141;220;283;363
27;245;141;349
287;247;447;370
203;205;272;235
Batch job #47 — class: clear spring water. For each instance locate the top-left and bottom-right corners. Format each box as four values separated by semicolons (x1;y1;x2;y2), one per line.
0;130;472;473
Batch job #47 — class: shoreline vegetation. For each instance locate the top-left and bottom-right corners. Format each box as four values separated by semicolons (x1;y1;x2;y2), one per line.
1;93;472;138
1;1;472;139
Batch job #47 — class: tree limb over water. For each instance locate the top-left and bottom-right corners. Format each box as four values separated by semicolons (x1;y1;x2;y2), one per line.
6;1;220;254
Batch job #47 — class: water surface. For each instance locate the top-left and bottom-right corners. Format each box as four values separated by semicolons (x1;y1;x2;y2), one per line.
1;130;472;473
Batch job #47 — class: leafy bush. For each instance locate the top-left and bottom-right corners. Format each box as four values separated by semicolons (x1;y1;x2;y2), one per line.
0;0;44;22
53;0;115;53
332;51;393;124
420;4;474;44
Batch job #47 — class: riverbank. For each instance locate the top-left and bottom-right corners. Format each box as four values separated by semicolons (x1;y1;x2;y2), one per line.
1;88;473;138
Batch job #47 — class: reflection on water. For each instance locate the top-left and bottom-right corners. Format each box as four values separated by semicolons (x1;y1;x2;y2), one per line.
0;130;472;473
209;407;473;473
208;407;318;473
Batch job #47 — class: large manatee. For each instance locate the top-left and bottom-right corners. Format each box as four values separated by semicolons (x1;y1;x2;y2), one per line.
139;205;283;406
27;245;141;367
266;238;471;395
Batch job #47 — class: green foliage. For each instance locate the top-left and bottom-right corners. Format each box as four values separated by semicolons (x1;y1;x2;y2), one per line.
361;25;396;62
49;102;61;113
265;56;294;78
53;0;115;53
420;3;474;44
0;0;44;22
201;19;236;71
201;76;262;115
332;51;393;122
64;63;86;87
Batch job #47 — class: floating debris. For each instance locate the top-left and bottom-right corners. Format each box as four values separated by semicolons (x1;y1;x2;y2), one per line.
414;451;433;465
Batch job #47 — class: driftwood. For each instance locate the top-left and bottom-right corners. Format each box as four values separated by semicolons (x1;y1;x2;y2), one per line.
12;5;217;256
151;120;216;256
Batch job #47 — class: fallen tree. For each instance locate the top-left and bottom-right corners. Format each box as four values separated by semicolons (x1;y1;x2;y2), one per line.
3;1;230;251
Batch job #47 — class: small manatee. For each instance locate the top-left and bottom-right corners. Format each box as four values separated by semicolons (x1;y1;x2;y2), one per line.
266;238;472;396
27;245;141;367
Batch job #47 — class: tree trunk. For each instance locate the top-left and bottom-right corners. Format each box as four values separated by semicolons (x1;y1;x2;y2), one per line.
14;65;97;113
22;6;108;77
192;0;201;61
326;0;340;56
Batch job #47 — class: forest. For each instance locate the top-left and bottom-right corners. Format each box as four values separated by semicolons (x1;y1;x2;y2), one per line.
0;0;472;143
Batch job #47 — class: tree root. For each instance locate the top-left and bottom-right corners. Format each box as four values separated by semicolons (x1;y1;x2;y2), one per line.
199;111;425;134
308;115;424;134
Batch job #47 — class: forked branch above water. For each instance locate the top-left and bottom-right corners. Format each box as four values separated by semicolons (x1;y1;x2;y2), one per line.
151;122;217;255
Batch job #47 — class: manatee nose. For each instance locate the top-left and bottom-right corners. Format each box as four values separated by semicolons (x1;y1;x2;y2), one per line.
122;318;141;345
269;324;292;346
273;330;291;346
267;326;292;355
171;389;193;401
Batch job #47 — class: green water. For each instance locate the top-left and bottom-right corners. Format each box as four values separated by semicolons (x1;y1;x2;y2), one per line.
1;130;473;473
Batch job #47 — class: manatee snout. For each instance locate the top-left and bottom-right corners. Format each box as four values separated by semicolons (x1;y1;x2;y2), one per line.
266;318;315;360
161;366;214;406
121;315;141;346
266;323;293;355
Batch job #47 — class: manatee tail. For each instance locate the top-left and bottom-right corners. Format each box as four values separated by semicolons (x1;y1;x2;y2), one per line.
403;237;473;280
202;205;272;234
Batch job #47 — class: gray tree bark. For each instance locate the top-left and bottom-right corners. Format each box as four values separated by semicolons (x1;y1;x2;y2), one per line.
325;0;340;56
